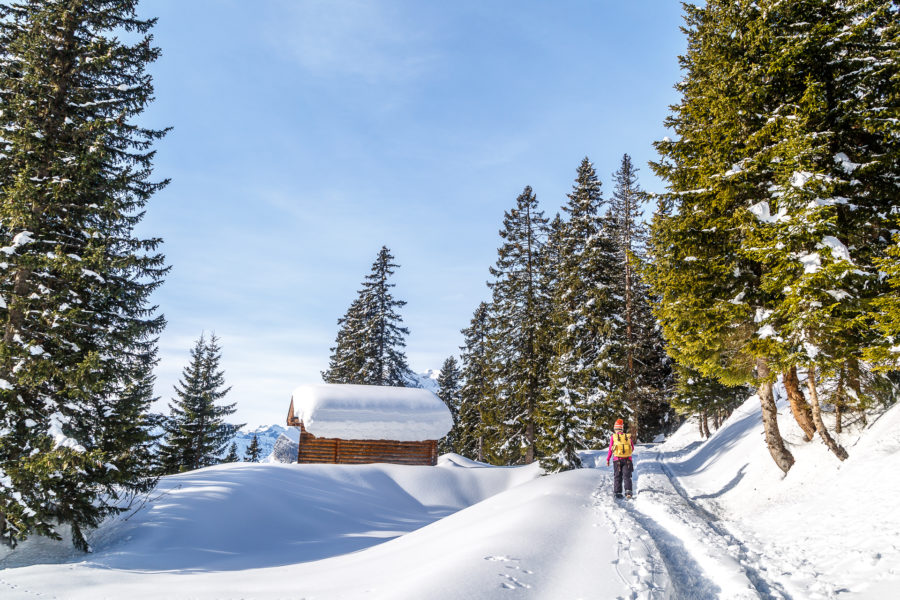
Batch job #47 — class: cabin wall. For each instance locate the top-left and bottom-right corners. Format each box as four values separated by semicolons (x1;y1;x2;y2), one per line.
295;423;438;466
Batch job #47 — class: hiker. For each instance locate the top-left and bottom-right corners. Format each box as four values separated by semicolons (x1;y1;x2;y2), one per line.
606;418;634;499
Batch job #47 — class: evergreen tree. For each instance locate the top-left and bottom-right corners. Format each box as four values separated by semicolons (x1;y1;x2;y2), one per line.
321;296;367;385
648;0;899;470
486;186;550;464
159;334;241;473
224;442;239;463
244;435;261;463
0;0;168;549
457;302;492;462
647;1;796;473
322;247;413;387
436;356;462;455
608;155;674;440
540;159;618;471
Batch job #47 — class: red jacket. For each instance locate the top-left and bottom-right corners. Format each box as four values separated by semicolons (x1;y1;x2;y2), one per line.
606;433;634;463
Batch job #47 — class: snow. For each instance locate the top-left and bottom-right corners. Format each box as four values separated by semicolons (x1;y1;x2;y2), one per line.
748;200;787;223
799;252;822;273
1;386;897;598
756;324;777;338
834;152;860;174
290;383;452;441
821;235;852;263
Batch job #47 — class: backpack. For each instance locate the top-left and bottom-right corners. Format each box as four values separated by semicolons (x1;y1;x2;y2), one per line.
612;433;632;458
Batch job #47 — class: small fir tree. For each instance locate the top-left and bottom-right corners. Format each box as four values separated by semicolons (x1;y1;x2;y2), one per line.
244;435;261;463
159;334;242;473
436;356;462;455
224;442;240;463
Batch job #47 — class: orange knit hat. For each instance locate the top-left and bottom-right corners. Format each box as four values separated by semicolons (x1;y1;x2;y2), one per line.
614;418;624;430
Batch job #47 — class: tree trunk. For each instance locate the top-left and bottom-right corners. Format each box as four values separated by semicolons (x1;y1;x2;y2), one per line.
757;358;794;474
806;365;848;461
845;359;867;427
834;367;844;434
700;410;710;438
783;367;815;441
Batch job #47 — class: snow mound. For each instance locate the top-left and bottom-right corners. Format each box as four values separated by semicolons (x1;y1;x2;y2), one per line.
290;383;452;441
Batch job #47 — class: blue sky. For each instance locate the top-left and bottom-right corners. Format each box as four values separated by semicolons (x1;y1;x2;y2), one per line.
138;1;687;427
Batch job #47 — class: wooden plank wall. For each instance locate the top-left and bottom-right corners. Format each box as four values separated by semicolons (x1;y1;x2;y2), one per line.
295;423;438;466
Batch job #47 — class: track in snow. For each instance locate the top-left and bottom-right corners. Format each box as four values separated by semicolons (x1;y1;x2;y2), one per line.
594;446;793;600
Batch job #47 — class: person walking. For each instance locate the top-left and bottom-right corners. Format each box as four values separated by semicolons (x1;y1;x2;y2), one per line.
606;418;634;499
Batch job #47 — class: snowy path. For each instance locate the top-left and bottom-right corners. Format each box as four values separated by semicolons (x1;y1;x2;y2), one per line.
592;446;793;600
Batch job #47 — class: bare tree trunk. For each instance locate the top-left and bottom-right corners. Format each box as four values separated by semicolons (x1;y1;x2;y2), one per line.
700;410;710;438
806;365;848;461
783;367;815;441
757;358;794;474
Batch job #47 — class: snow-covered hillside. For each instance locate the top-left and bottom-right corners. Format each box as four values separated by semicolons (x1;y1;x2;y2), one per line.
1;391;897;599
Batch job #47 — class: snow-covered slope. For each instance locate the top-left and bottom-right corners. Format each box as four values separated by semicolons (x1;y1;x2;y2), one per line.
653;390;900;598
2;386;897;599
0;455;662;599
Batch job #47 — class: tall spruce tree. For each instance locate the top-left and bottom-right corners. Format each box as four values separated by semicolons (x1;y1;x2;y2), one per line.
457;302;492;462
608;155;674;440
0;0;168;549
159;334;241;473
540;159;618;471
436;356;461;455
486;186;550;464
322;247;413;387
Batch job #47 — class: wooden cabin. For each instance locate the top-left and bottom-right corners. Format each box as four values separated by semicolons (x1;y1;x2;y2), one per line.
286;383;453;466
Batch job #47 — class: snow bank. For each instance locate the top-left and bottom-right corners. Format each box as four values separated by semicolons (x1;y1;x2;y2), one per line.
290;383;452;441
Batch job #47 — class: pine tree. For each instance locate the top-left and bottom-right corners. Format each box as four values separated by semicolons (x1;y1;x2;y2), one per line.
436;356;462;455
244;435;261;463
486;186;550;464
322;247;413;387
457;302;492;462
224;442;239;463
0;0;168;549
159;334;241;473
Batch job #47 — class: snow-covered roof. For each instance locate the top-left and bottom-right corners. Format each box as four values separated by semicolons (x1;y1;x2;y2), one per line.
290;383;452;442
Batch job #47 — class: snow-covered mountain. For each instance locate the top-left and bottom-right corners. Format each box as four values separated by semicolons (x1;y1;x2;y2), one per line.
230;424;288;460
407;369;441;393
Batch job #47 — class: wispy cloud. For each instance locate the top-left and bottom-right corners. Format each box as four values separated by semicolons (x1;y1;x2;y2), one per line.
265;0;439;85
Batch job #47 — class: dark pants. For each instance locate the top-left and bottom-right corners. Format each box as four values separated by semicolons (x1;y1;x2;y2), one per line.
613;458;633;495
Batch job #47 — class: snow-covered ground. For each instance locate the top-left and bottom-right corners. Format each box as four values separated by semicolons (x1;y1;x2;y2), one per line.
1;391;897;599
